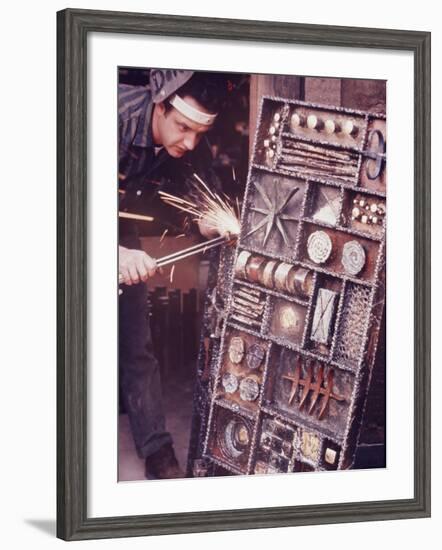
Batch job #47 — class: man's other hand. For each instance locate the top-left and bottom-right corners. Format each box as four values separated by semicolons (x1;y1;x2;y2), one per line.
119;246;157;285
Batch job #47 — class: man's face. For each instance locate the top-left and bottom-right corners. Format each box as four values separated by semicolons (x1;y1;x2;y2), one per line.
154;95;213;158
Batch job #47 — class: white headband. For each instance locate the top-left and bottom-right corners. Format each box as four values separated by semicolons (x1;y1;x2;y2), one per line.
169;94;217;126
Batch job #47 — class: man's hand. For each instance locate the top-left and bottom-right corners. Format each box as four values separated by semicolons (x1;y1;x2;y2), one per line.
119;246;157;285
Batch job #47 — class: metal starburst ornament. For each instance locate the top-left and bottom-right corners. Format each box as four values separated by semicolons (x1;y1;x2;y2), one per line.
245;179;299;246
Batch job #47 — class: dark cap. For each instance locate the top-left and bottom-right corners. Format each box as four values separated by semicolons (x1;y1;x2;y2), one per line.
149;68;194;103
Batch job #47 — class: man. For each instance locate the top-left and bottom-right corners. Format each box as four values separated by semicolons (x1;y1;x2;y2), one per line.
118;69;226;479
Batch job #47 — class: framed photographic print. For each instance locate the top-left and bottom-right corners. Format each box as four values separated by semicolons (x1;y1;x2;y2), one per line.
57;8;431;541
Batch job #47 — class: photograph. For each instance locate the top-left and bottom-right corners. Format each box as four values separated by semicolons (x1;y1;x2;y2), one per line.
117;67;387;482
55;6;432;542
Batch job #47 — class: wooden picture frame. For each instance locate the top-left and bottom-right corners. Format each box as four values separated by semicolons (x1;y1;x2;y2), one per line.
57;8;431;541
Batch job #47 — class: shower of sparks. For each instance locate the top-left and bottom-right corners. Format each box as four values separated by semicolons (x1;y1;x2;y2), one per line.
170;264;175;283
159;173;241;238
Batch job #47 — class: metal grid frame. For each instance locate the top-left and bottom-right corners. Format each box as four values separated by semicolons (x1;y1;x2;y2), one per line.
190;96;387;476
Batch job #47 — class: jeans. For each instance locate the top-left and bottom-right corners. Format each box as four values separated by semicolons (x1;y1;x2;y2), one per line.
119;270;173;459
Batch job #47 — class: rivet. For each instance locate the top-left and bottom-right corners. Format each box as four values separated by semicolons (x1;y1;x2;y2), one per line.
324;119;335;134
307;114;318;129
290;113;301;128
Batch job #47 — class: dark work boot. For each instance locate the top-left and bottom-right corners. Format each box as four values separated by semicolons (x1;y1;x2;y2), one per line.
145;443;185;479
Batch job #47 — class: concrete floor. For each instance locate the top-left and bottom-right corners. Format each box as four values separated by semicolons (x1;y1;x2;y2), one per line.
118;366;196;482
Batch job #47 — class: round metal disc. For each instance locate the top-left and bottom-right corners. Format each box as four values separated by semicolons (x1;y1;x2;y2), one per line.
239;377;260;402
246;343;266;370
222;372;239;394
341;240;366;276
228;336;245;364
307;230;333;264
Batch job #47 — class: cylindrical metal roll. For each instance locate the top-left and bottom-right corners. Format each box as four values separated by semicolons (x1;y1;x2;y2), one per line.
273;262;294;292
234;250;251;280
286;266;313;297
246;255;267;283
259;259;278;289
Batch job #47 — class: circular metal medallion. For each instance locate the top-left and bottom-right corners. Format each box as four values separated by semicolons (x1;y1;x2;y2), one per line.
246;343;266;370
222;418;250;459
239;376;260;402
221;372;239;394
341;240;366;276
307;230;333;264
228;336;245;364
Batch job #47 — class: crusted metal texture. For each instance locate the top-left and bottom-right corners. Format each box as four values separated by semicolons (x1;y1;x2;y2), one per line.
189;96;386;476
